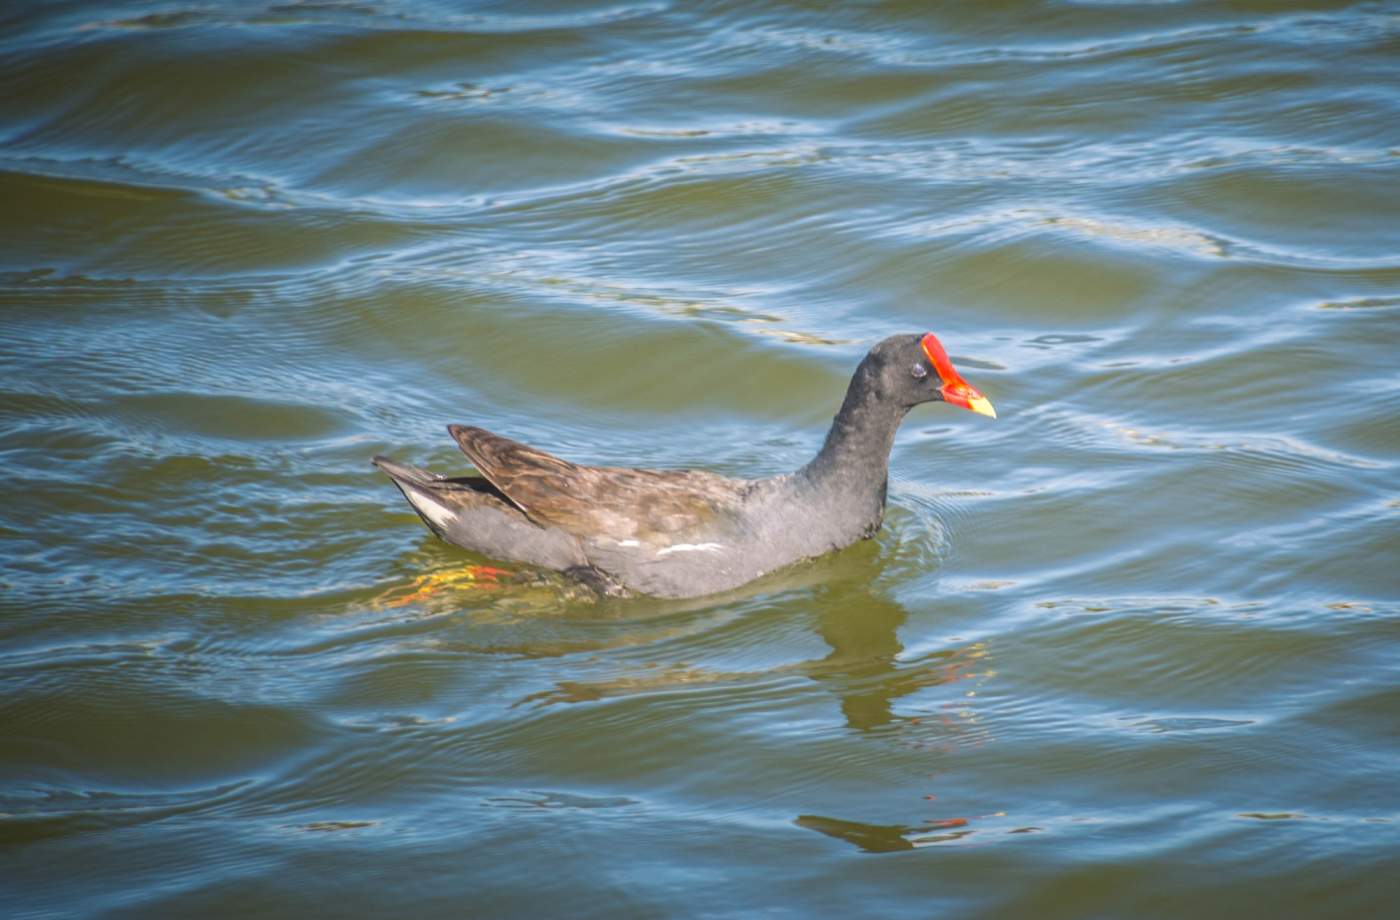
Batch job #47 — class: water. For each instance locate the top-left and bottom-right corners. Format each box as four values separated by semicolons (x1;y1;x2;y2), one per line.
3;0;1398;916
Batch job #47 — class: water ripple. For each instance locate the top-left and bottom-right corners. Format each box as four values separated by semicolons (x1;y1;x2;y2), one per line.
4;0;1399;913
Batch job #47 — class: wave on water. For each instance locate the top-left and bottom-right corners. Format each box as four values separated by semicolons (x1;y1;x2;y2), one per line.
3;0;1398;915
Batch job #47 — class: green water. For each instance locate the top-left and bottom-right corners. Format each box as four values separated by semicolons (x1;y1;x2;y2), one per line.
3;1;1398;916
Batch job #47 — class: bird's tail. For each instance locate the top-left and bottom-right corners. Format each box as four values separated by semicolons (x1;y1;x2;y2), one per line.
371;455;444;488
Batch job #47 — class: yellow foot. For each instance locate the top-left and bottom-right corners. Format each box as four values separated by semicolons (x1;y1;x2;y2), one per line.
377;563;513;608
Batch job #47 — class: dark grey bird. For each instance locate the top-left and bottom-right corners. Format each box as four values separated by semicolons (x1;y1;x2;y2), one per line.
373;332;995;599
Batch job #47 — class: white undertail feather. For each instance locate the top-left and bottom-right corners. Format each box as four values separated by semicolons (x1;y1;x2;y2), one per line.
406;489;457;530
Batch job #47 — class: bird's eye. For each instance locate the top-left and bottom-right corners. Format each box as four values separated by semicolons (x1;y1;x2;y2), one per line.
911;363;928;379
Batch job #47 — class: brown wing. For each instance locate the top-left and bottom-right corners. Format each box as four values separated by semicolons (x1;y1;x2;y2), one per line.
446;424;747;541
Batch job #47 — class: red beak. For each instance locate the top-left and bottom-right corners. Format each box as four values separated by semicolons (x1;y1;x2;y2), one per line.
920;333;996;418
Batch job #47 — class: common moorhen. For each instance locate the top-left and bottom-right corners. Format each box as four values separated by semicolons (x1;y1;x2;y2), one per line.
374;332;995;598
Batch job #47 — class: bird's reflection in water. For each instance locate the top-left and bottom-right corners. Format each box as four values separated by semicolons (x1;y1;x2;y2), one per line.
370;548;994;738
793;814;973;852
806;585;908;730
795;585;1002;851
374;559;1001;847
509;573;994;748
794;584;1001;852
804;581;993;737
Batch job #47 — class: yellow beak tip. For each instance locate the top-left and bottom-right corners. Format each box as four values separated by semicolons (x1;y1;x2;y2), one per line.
968;396;997;419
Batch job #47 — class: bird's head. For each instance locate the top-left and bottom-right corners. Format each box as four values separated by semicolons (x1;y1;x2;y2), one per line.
866;332;997;417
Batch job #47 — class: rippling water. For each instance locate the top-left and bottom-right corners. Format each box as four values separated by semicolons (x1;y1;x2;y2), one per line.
3;1;1398;916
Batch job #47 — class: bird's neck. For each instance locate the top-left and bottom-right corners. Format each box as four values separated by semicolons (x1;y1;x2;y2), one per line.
795;365;908;518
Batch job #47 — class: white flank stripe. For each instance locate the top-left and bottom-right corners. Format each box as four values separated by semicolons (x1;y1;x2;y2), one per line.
656;542;723;557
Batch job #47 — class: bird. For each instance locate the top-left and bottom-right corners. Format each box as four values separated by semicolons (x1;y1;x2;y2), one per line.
373;332;995;599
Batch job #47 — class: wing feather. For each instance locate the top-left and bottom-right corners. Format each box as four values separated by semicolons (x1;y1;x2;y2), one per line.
447;424;748;541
